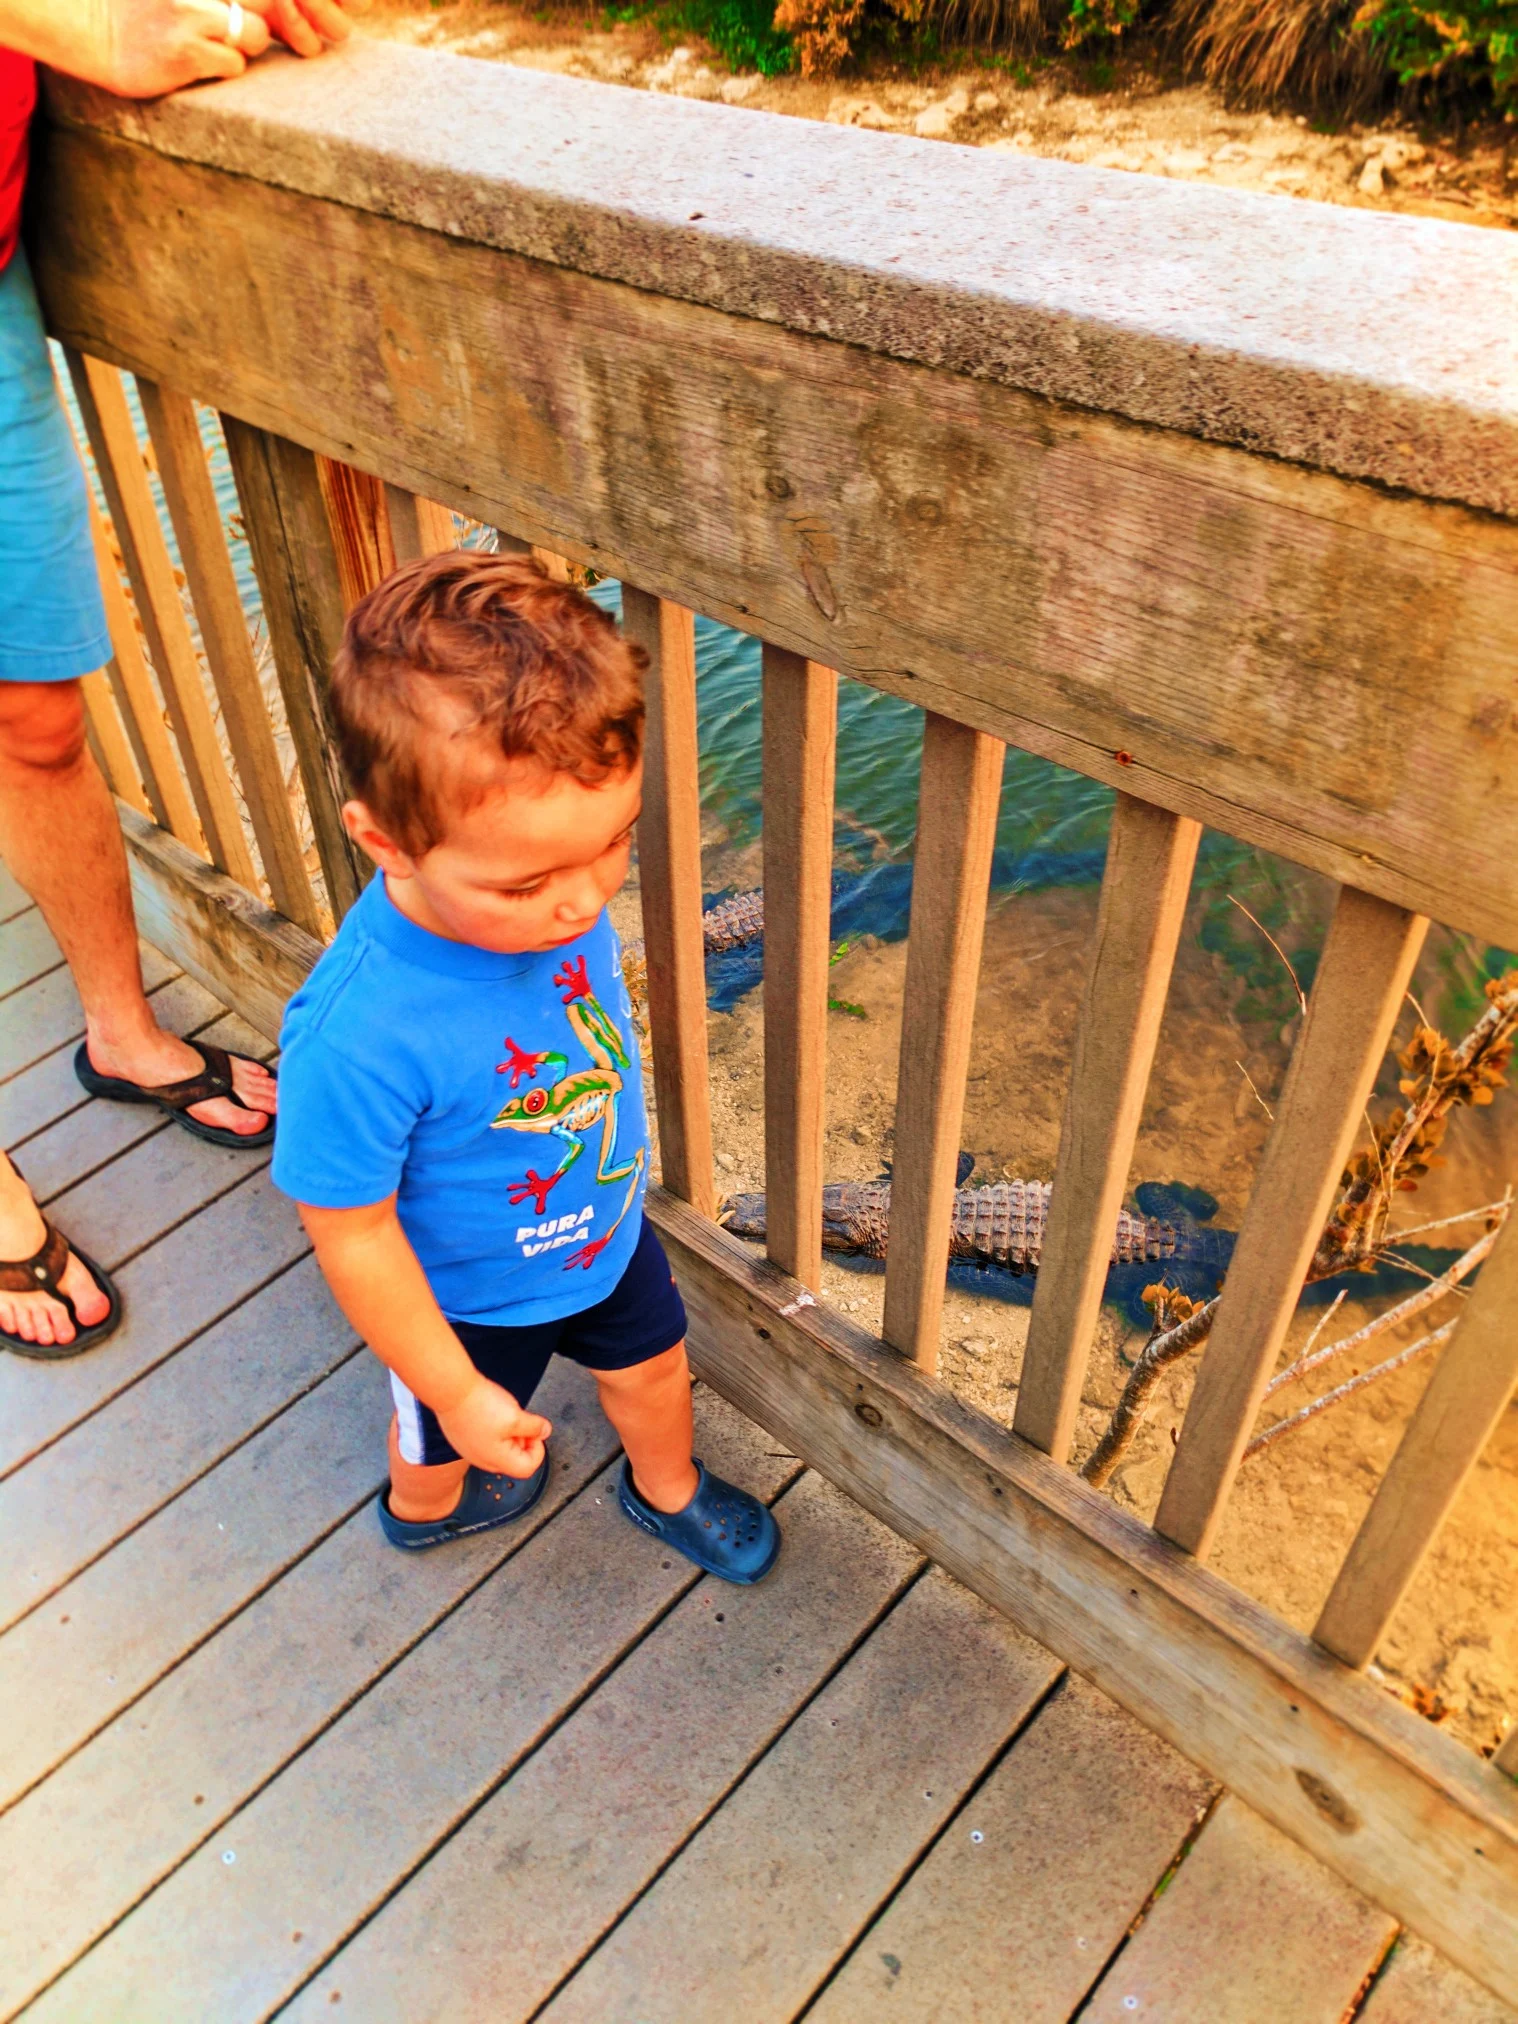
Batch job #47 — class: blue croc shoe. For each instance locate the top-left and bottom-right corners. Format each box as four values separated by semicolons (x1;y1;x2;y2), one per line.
377;1452;550;1551
618;1458;781;1585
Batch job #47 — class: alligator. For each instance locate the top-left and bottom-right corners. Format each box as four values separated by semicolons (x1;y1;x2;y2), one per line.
722;1157;1237;1282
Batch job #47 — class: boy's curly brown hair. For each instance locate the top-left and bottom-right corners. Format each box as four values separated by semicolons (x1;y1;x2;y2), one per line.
330;551;646;857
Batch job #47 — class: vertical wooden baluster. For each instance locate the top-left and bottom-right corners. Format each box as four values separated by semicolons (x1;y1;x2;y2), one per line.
82;490;195;842
1015;796;1201;1457
761;646;837;1290
383;485;457;564
221;418;366;924
622;588;715;1218
65;351;257;887
137;381;320;933
1313;1209;1518;1669
315;456;395;607
1155;886;1428;1560
54;371;175;831
79;669;150;818
882;714;1004;1371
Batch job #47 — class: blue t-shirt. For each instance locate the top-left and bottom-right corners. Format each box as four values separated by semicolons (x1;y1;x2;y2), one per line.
271;875;650;1326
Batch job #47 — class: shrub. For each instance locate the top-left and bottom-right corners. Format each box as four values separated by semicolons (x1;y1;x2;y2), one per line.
1356;0;1518;104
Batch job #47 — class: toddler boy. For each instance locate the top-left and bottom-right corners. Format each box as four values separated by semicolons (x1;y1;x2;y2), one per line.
272;552;780;1581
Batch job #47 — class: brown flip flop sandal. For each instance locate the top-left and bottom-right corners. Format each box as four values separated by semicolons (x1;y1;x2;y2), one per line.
74;1039;275;1150
0;1218;122;1360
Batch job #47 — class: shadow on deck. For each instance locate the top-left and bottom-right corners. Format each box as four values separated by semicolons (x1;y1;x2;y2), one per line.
0;873;1509;2022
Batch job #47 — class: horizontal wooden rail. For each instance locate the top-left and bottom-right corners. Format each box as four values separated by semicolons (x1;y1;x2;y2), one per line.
761;646;837;1291
36;122;1518;951
882;713;1003;1371
623;587;715;1219
1314;1211;1518;1670
1156;887;1428;1561
1016;795;1201;1462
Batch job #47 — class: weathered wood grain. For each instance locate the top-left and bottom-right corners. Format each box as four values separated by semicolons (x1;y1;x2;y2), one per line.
0;1352;388;1815
540;1568;1060;2024
220;417;364;921
0;1258;351;1636
0;909;63;998
26;1405;798;2024
1361;1937;1518;2024
811;1673;1212;2024
645;1187;1518;2007
1314;1211;1518;1670
0;969;191;1151
119;803;322;1043
34;128;1518;947
622;587;714;1216
1016;796;1200;1461
762;645;836;1289
42;1094;269;1274
66;351;256;887
0;1361;616;2019
1156;888;1428;1560
286;1471;921;2022
883;713;1003;1369
0;1167;304;1480
1083;1795;1395;2023
383;482;456;563
137;378;319;929
316;453;395;607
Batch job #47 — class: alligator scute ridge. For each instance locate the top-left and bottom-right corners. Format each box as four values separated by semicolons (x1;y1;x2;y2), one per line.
723;1176;1184;1275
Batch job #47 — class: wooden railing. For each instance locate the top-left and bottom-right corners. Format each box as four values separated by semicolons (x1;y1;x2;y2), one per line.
29;41;1518;2002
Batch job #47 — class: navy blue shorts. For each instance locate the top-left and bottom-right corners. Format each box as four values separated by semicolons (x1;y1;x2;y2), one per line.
390;1216;688;1467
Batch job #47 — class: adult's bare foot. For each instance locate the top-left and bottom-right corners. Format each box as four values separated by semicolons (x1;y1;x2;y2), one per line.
84;1026;277;1137
0;1160;110;1348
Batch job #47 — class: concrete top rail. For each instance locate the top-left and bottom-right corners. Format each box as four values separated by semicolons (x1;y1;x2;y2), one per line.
45;39;1517;518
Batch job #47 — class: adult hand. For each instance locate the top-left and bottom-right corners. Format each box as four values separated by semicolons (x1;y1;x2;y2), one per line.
437;1375;553;1480
0;0;366;99
246;0;365;61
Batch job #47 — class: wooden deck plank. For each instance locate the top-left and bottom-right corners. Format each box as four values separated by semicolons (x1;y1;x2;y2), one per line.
41;1107;271;1272
0;907;63;998
809;1672;1214;2024
24;1400;798;2023
1361;1937;1518;2024
15;1008;276;1205
0;1352;388;1814
539;1568;1062;2024
0;1168;303;1480
1082;1794;1396;2024
0;1361;621;2019
287;1471;924;2023
0;1256;352;1635
0;859;29;923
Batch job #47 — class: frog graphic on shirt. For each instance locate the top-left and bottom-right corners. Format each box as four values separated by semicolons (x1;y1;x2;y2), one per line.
490;954;645;1271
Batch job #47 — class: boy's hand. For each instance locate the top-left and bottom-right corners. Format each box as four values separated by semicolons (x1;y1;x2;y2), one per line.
437;1376;552;1479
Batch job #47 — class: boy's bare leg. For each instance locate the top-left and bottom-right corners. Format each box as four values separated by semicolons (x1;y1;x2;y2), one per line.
595;1341;699;1514
0;1148;110;1344
387;1414;470;1522
0;679;276;1136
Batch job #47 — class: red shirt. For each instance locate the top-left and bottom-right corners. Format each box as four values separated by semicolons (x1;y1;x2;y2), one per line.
0;50;36;272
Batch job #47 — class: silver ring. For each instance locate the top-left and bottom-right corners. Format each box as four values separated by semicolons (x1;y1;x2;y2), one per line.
225;0;245;40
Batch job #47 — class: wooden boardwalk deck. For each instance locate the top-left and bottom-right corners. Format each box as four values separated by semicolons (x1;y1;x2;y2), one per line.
3;872;1513;2023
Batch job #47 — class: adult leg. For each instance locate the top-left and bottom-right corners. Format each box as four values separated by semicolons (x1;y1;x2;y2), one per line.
0;677;275;1133
0;1147;109;1345
594;1340;699;1513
